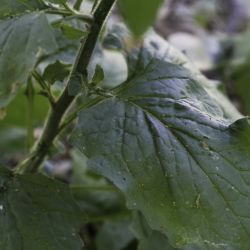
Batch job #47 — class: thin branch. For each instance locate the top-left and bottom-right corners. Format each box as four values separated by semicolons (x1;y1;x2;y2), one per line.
25;77;35;151
15;0;116;174
74;0;83;11
45;9;94;24
32;70;56;108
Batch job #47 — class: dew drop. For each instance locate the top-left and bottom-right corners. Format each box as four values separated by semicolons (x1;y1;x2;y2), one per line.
0;205;3;211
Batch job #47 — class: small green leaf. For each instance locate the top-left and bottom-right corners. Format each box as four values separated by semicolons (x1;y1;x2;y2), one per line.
0;13;57;109
72;40;250;248
53;22;88;40
43;60;71;85
0;167;84;250
92;64;105;85
119;0;164;37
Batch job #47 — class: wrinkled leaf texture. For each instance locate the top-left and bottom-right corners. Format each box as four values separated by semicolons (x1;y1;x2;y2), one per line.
72;36;250;249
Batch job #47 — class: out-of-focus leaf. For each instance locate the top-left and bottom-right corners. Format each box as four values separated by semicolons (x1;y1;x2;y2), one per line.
72;36;250;249
0;166;84;250
0;87;48;164
132;213;176;250
119;0;164;37
234;27;250;63
102;22;130;51
230;59;250;115
0;13;57;109
0;0;46;19
168;32;213;71
95;219;134;250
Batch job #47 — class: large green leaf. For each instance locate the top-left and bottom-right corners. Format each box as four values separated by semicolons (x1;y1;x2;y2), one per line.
0;167;84;250
0;0;45;19
0;13;57;109
0;0;68;19
72;42;250;248
119;0;164;37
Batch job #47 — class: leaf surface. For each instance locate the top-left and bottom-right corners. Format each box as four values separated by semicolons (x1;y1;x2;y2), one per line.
72;42;250;248
0;0;45;18
0;13;57;108
0;167;84;250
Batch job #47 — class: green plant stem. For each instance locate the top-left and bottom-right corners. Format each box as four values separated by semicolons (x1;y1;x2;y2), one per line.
15;0;116;174
32;70;55;107
74;0;83;11
45;9;94;24
25;77;35;151
59;95;104;133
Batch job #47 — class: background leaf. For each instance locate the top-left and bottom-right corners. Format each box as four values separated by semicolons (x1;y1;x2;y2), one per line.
0;13;57;109
0;87;49;165
132;213;176;250
119;0;164;36
0;167;84;250
72;39;250;249
0;0;46;19
95;219;135;250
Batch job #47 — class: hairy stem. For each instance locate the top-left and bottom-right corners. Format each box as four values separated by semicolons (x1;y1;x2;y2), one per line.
15;0;116;174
